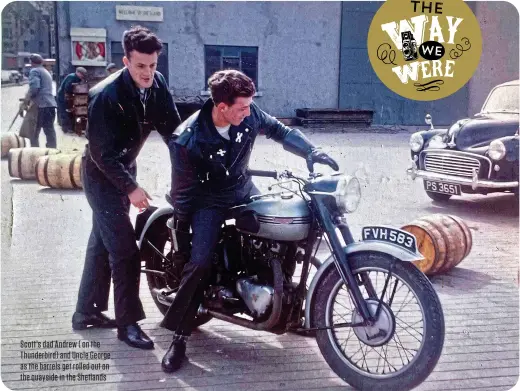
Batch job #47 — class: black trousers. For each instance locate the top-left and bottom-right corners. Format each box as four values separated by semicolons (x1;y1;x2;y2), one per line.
160;183;259;335
31;107;57;148
75;157;145;326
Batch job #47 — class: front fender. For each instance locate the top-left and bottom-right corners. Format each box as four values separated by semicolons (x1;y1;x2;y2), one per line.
136;206;174;249
303;240;423;329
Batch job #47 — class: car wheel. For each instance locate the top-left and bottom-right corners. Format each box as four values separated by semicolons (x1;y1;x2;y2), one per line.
426;191;452;202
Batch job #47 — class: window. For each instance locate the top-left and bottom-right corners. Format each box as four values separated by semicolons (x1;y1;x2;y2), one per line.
23;40;29;50
204;45;258;87
39;41;44;52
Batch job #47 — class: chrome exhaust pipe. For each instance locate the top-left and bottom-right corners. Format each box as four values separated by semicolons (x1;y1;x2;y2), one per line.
151;288;174;307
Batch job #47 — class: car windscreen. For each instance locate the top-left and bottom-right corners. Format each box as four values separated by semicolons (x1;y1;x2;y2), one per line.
482;85;519;114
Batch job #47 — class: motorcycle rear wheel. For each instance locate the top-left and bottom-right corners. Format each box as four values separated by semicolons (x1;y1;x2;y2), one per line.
312;252;444;391
141;229;212;328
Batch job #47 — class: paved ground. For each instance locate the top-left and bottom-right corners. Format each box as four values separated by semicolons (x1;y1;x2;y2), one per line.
1;83;518;390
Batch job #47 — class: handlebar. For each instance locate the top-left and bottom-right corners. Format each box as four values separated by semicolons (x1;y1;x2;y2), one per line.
247;168;318;183
246;169;279;179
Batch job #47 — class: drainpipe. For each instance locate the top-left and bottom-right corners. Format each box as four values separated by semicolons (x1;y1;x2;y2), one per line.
337;1;344;109
53;1;60;83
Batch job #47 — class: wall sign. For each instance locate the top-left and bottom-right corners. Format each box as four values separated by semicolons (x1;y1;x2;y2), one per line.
115;5;163;22
70;28;107;66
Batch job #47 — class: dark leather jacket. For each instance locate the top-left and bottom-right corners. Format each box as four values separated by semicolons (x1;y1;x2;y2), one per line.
169;98;293;218
84;68;181;194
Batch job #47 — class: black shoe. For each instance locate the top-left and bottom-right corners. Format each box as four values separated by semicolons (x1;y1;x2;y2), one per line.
117;324;154;350
72;312;117;330
162;338;187;373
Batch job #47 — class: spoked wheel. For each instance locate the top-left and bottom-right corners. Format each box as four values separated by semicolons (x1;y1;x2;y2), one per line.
312;253;444;391
140;229;212;328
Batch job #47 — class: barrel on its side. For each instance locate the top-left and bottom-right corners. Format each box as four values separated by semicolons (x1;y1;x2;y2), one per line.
1;133;29;158
8;147;61;180
401;214;472;276
35;154;82;189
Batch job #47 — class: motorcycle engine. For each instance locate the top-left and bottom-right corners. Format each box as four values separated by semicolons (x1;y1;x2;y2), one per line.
236;276;274;317
232;236;299;318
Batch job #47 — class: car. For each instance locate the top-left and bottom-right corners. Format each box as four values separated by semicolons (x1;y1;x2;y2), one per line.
407;79;519;202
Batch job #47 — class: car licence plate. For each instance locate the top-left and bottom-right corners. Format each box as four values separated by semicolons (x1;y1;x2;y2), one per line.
362;226;418;253
423;180;461;195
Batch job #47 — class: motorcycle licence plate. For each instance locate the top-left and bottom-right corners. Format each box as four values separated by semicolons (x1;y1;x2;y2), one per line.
423;180;461;195
362;226;418;253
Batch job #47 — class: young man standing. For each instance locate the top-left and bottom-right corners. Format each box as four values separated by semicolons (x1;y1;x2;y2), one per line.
161;69;338;371
72;26;181;350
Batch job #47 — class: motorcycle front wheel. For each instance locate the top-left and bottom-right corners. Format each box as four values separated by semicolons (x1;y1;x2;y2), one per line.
312;252;444;391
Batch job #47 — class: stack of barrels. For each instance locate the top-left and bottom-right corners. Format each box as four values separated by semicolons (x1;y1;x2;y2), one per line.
2;134;83;190
1;133;28;158
401;214;472;276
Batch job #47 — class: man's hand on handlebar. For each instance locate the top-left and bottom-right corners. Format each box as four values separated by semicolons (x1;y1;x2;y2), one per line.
306;148;339;173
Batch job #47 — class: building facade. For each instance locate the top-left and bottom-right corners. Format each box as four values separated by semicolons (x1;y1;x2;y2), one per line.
56;1;341;117
54;1;518;125
1;1;54;71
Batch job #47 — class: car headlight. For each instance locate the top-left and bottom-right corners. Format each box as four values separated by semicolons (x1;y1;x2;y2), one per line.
488;140;506;160
410;133;424;152
335;176;361;213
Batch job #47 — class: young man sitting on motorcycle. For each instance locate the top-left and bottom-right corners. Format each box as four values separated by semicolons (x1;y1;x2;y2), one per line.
161;69;339;372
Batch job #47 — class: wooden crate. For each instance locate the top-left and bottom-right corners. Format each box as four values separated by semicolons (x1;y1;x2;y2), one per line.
74;116;88;135
73;94;88;106
72;83;89;94
295;108;374;128
73;106;88;116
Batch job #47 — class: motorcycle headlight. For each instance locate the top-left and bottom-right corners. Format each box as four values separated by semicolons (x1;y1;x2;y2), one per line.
335;176;361;213
410;132;424;152
488;140;506;161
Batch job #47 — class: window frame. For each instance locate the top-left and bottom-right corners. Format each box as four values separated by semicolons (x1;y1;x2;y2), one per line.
204;45;259;89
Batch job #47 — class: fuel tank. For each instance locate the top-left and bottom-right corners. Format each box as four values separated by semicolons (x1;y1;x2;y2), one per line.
234;194;311;241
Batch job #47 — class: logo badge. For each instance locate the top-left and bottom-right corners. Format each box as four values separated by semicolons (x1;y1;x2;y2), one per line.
367;0;482;101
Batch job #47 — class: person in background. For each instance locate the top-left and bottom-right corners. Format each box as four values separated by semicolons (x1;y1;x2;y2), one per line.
56;67;87;133
106;63;118;76
23;54;58;148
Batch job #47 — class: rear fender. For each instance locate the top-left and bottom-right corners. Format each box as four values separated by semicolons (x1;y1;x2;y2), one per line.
303;240;424;329
136;206;174;249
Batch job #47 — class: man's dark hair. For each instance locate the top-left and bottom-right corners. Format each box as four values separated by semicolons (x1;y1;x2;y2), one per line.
208;70;256;105
122;25;162;58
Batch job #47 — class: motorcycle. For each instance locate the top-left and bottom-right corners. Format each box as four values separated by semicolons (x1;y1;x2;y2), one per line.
136;168;445;391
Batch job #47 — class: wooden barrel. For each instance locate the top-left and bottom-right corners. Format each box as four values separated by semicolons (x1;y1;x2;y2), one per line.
8;147;60;180
401;214;471;276
35;154;83;189
446;214;473;260
1;133;29;158
401;218;447;275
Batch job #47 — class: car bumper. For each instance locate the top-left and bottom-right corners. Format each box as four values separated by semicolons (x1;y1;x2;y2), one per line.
407;166;519;190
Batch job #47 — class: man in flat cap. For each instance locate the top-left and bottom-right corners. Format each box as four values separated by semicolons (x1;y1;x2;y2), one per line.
106;63;118;76
23;54;58;147
57;67;88;133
